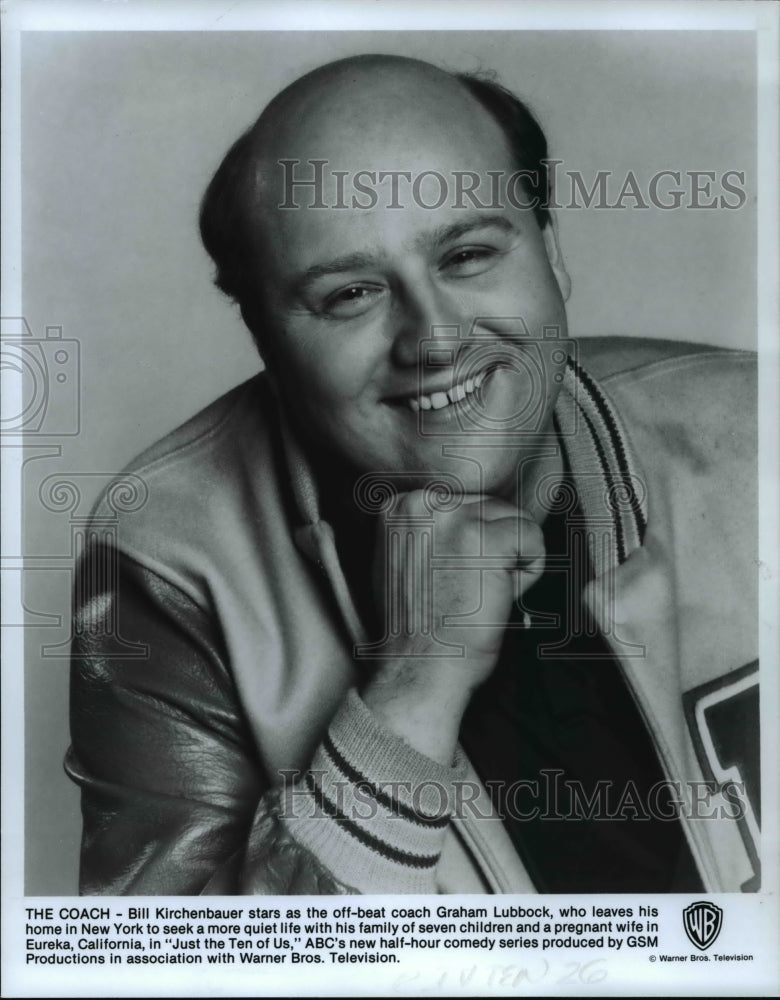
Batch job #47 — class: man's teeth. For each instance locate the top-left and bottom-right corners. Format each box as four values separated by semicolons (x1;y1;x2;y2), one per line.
409;369;487;412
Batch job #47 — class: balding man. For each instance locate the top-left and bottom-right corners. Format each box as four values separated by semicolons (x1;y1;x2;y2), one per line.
66;56;759;896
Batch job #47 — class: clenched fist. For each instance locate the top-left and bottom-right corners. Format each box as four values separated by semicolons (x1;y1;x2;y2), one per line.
362;490;545;764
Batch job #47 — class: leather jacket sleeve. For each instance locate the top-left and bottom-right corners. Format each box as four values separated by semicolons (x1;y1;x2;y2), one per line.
65;544;354;896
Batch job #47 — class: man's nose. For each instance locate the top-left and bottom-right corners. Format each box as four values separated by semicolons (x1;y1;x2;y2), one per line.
389;280;463;368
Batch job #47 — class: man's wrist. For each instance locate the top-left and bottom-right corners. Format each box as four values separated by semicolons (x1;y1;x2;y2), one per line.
279;689;469;894
361;657;477;765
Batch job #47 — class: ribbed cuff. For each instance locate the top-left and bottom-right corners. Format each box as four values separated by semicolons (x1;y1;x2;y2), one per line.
281;689;467;893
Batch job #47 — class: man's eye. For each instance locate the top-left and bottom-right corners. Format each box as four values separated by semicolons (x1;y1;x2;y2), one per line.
321;284;382;318
442;247;499;275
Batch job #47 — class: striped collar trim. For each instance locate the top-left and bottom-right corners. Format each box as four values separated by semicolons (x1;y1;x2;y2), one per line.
554;355;648;578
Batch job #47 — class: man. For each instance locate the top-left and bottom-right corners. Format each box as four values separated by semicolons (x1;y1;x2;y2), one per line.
65;55;759;895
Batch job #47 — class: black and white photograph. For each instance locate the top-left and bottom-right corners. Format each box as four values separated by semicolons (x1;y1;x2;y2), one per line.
2;1;778;996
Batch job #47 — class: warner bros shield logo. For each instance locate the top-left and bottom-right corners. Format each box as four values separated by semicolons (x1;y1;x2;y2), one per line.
683;901;723;951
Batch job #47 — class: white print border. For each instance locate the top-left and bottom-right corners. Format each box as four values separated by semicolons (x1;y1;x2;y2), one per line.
5;893;779;997
2;3;779;1000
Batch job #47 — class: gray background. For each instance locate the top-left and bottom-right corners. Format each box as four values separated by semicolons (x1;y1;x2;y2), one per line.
20;30;756;894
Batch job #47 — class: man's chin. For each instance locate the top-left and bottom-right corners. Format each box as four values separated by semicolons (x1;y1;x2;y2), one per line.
311;434;523;506
347;458;518;505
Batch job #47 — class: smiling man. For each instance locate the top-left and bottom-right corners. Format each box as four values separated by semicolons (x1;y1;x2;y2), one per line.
65;55;759;896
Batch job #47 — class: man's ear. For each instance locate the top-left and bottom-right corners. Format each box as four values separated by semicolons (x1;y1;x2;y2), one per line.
542;213;571;302
240;299;272;366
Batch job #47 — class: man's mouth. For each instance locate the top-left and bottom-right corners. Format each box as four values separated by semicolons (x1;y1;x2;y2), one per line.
408;366;491;412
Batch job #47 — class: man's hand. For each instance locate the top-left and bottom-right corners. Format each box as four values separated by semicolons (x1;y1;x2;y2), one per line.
361;490;545;764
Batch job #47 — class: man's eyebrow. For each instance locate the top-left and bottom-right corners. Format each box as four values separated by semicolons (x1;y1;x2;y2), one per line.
294;252;382;289
291;214;516;292
422;214;516;248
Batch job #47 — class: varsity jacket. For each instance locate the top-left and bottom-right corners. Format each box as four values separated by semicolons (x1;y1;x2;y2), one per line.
65;337;760;895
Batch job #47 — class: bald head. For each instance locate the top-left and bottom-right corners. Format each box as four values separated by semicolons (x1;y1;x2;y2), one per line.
260;54;464;130
254;55;496;164
199;54;552;340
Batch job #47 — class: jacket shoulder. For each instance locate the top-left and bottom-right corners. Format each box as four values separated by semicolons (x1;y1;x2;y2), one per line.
90;374;289;600
576;335;754;381
115;374;274;479
586;338;756;492
578;337;756;437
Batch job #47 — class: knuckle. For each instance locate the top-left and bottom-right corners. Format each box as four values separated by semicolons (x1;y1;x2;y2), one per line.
392;489;426;518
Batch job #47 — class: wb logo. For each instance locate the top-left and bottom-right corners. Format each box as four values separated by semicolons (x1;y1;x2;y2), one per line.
683;901;723;951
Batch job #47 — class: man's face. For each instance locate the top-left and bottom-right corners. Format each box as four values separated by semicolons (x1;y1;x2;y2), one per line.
249;67;570;499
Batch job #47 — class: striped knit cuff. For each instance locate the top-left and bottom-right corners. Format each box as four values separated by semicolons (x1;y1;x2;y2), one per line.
281;689;467;894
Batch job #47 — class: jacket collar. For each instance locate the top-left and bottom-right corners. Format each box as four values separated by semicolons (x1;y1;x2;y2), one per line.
555;355;648;580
